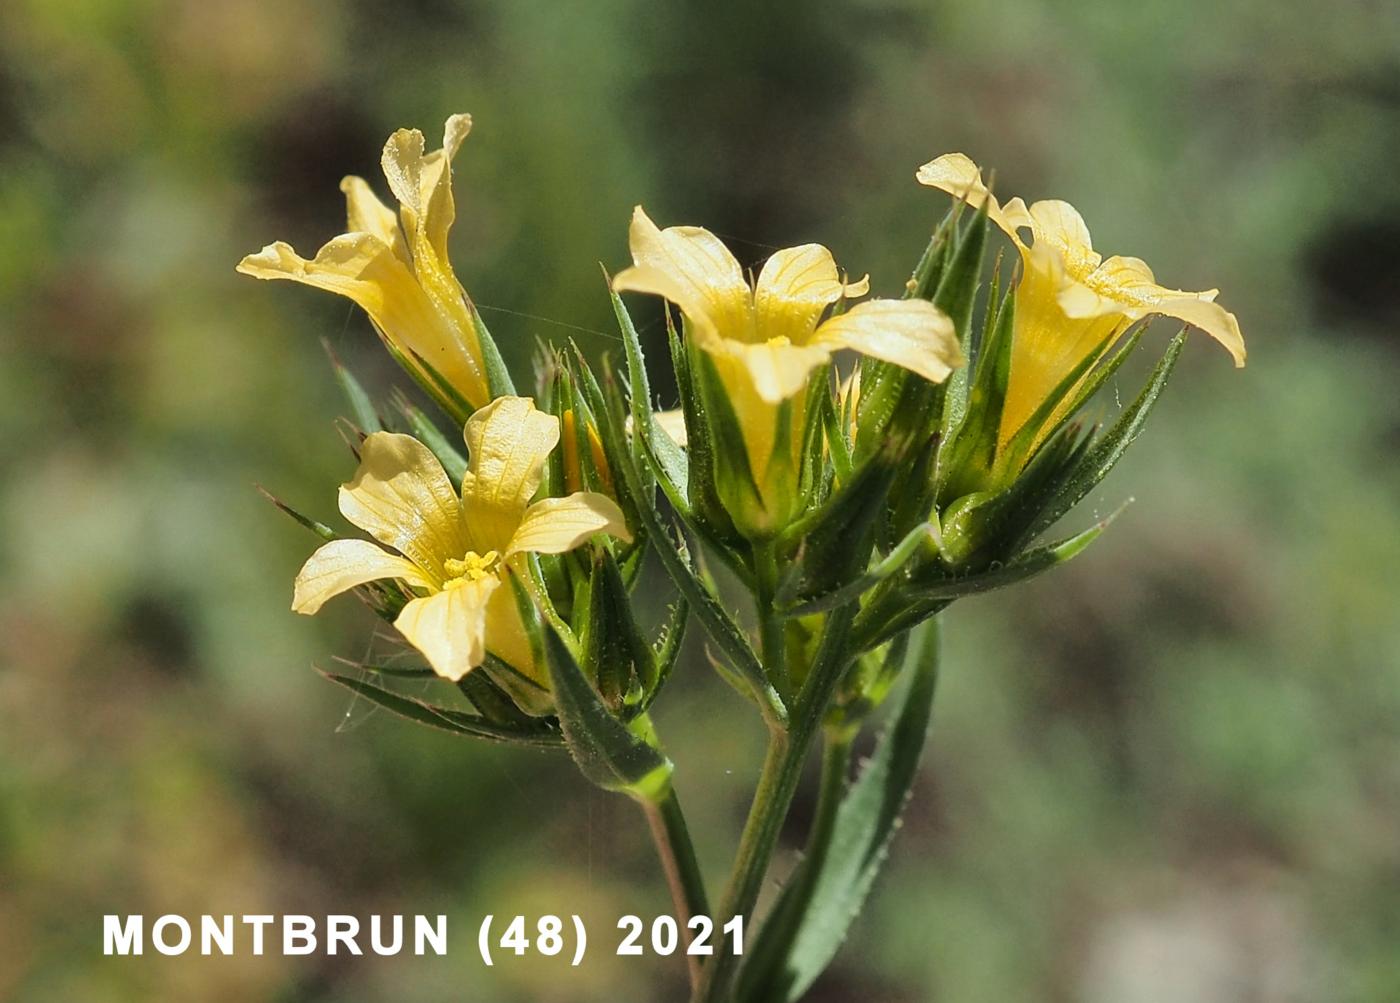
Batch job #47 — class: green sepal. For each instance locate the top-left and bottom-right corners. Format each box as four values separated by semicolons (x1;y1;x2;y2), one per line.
583;548;654;713
470;301;517;399
693;347;768;534
323;340;383;433
936;270;1014;498
540;612;673;798
780;521;938;618
319;669;563;747
673;320;739;541
1013;330;1185;549
929;196;990;439
737;620;941;1003
775;439;901;607
457;667;537;730
628;598;688;718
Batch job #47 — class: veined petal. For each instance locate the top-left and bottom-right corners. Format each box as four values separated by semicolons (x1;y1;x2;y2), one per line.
753;244;867;344
381;113;472;264
340;176;410;264
236;234;486;406
916;153;1033;242
1072;255;1246;365
812;298;963;384
394;575;498;681
1027;200;1100;277
338;431;465;580
613;206;752;341
1146;296;1246;366
292;538;433;615
716;336;831;405
507;492;631;556
461;396;560;552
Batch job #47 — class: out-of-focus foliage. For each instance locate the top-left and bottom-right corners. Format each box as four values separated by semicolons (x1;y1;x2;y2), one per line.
1;1;1396;1001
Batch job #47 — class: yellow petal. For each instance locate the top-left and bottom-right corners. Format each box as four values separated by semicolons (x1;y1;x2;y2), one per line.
1147;296;1246;366
461;396;560;552
812;299;963;384
714;336;832;405
1027;200;1100;276
338;431;465;580
340;175;410;264
752;244;867;344
236;234;487;407
507;492;632;556
915;153;1033;242
1066;255;1246;366
394;575;498;681
292;539;433;614
653;408;688;447
612;206;752;341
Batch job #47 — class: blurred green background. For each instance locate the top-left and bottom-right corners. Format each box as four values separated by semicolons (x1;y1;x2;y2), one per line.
2;0;1398;1000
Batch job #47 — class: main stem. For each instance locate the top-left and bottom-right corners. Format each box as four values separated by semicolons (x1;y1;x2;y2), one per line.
642;785;711;993
695;604;857;1003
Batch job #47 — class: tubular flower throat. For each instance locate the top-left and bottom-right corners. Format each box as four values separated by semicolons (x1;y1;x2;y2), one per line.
291;396;631;683
917;154;1246;454
612;206;962;532
237;113;491;412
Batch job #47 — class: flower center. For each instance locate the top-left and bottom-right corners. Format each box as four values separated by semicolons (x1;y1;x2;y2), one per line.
442;550;500;589
765;335;792;348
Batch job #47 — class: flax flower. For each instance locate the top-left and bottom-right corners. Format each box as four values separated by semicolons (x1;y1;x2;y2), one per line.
613;206;962;534
238;114;491;413
292;397;630;682
917;154;1246;453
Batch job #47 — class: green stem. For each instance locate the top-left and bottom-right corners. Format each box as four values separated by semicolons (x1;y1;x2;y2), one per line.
753;541;789;698
696;604;857;1003
642;785;711;993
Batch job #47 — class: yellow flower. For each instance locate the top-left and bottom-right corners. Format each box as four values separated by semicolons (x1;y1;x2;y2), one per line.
292;396;630;683
238;114;491;414
612;206;962;534
916;154;1246;453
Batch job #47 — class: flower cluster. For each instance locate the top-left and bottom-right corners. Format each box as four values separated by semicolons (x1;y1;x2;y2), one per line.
243;114;1244;1003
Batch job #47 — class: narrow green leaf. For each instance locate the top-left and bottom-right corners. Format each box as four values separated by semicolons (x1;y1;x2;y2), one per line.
256;485;337;540
470;302;517;398
780;521;938;617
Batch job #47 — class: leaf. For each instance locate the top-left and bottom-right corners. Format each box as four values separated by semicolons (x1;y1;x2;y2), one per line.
320;671;563;746
541;620;673;798
737;620;942;1003
256;485;337;540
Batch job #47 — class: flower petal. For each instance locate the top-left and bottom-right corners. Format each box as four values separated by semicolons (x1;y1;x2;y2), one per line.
612;206;752;342
1027;200;1100;276
292;538;433;614
714;337;831;404
753;244;867;344
812;298;963;384
340;175;410;264
461;396;560;552
236;233;487;407
380;113;472;261
915;153;1033;242
1068;255;1246;365
507;492;632;556
394;576;498;681
338;431;465;580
